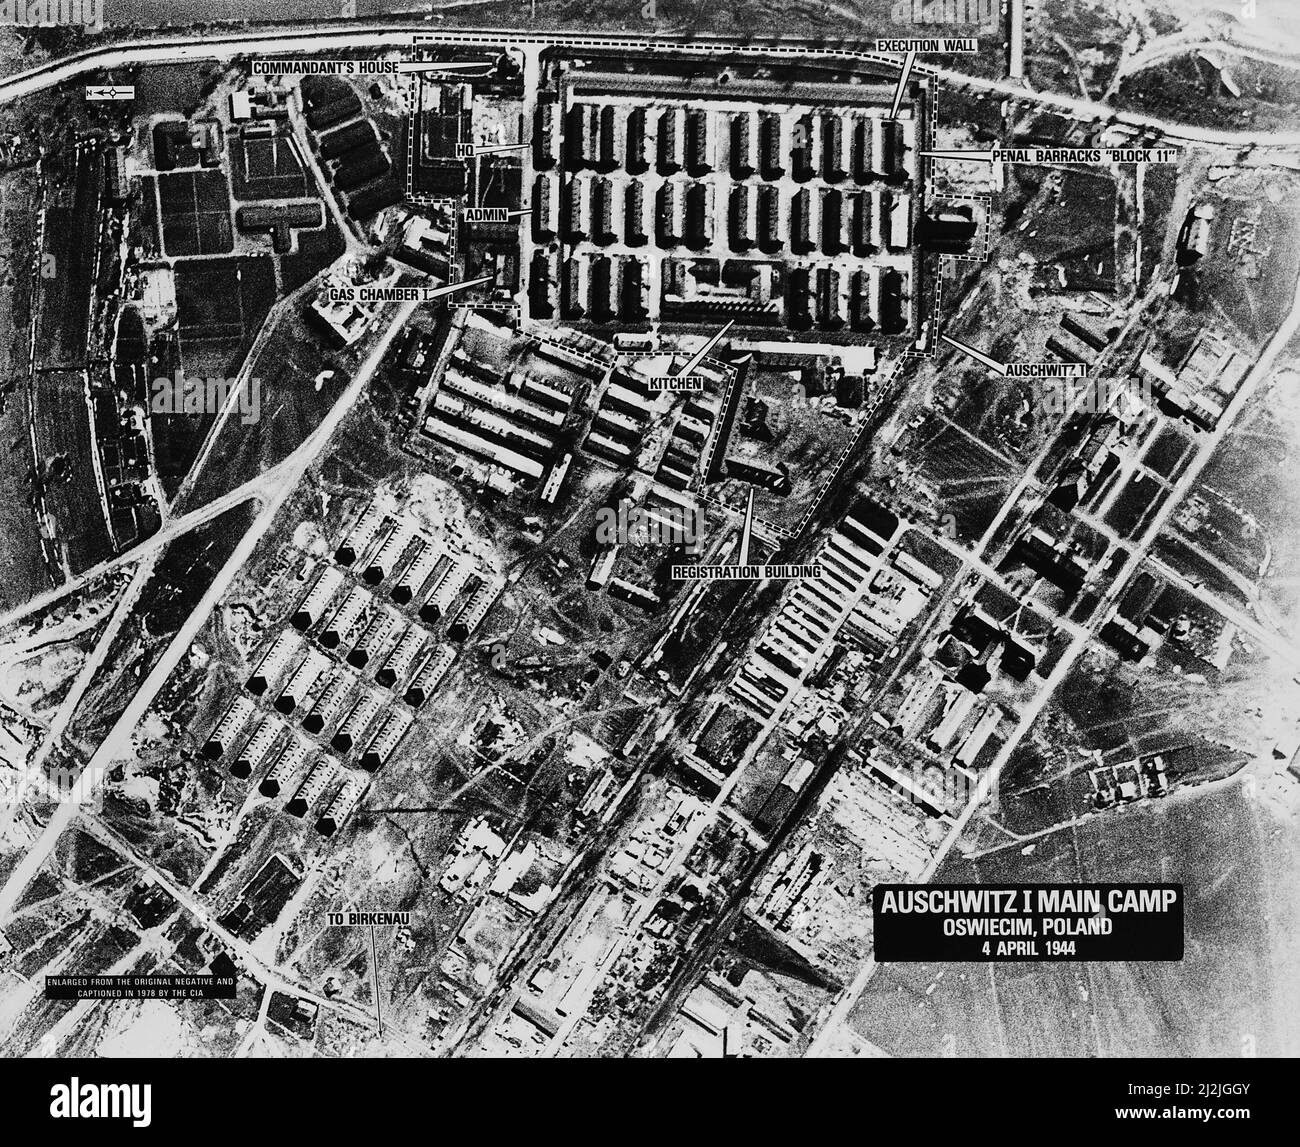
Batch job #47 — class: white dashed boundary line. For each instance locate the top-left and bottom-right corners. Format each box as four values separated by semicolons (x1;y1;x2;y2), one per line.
397;38;993;547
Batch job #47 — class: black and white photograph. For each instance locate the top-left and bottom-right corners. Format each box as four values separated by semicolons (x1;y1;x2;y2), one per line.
0;0;1292;1128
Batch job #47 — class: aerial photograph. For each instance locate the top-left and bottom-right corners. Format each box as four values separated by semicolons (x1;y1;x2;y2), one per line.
0;0;1293;1124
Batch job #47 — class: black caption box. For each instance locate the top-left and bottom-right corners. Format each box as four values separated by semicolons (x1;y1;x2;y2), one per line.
873;883;1184;962
45;974;238;1000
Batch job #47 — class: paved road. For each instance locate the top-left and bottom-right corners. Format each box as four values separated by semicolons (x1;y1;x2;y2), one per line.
4;15;1298;1053
0;298;417;929
808;257;1300;1055
78;814;391;1039
1149;554;1300;671
1116;36;1300;83
1;23;1300;153
0;471;261;634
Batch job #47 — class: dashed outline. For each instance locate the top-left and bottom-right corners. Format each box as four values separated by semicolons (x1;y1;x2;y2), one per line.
404;61;416;202
450;303;521;317
396;38;994;549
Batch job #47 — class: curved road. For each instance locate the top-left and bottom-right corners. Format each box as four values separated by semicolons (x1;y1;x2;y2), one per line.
1117;36;1300;80
0;22;1299;151
0;298;418;930
4;13;1300;1053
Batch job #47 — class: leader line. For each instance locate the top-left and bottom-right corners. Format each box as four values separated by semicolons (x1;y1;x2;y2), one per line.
676;320;734;379
921;148;996;163
474;142;531;155
398;61;495;74
370;924;383;1039
888;49;916;121
940;333;1008;377
428;275;494;299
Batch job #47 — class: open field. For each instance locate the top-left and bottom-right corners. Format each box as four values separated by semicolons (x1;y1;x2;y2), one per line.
34;370;112;576
0;167;49;607
848;777;1290;1056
